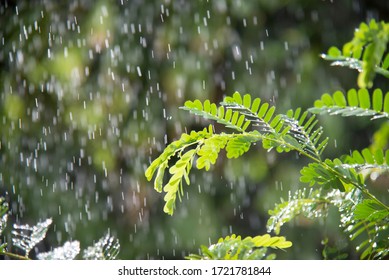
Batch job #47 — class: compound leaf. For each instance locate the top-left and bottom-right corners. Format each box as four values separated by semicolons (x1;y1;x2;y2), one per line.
310;89;389;119
186;234;291;260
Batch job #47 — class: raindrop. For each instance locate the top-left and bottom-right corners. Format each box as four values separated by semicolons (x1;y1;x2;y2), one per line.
136;66;142;77
232;45;242;61
260;41;264;50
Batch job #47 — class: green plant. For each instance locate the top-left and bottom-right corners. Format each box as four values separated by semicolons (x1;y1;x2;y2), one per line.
321;19;389;89
0;197;120;260
186;234;291;260
145;19;389;260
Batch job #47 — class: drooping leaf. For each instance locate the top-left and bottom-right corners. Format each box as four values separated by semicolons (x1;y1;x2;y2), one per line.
145;127;211;191
321;20;389;88
225;134;253;159
162;149;197;215
196;134;228;171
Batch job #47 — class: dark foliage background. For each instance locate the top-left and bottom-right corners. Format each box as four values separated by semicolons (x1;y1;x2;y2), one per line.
1;0;388;259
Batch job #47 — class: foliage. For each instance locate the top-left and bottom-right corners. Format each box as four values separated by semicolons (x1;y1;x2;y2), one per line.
310;88;389;119
145;19;389;259
266;188;329;235
0;202;120;260
37;241;81;260
0;197;7;237
186;234;291;260
321;20;389;88
146;92;329;215
12;218;53;257
2;1;385;260
83;232;121;260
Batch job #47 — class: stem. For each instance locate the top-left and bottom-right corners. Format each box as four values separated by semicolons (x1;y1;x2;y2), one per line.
323;163;389;211
0;250;30;260
255;132;389;212
361;188;389;211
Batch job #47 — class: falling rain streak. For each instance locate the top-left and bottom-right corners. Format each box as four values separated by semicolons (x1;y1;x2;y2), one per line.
0;0;384;260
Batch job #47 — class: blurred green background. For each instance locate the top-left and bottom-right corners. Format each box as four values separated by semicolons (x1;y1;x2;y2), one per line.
0;0;388;259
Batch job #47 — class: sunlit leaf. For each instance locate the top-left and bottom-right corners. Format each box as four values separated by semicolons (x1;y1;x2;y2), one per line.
12;218;53;257
309;89;389;119
186;234;291;260
323;20;389;88
354;199;389;221
372;89;383;111
328;46;341;57
83;232;120;260
37;241;80;260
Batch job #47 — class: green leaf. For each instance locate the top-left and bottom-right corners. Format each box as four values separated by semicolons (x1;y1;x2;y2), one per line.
186;234;291;260
225;135;252;158
263;106;275;123
154;161;168;192
374;149;385;165
196;135;228;171
243;94;251;108
233;91;243;104
145;128;210;182
252;234;292;249
281;111;327;159
323;20;389;88
358;88;370;109
257;102;269;118
347;89;359;106
361;148;374;163
251;97;261;114
322;93;334;106
162;149;197;215
231;111;239;126
182;97;252;132
382;53;389;69
372;89;383;111
309;89;389;120
300;161;346;191
354;199;389;221
341;148;389;181
333;91;347;106
328;46;342;57
203;99;211;112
